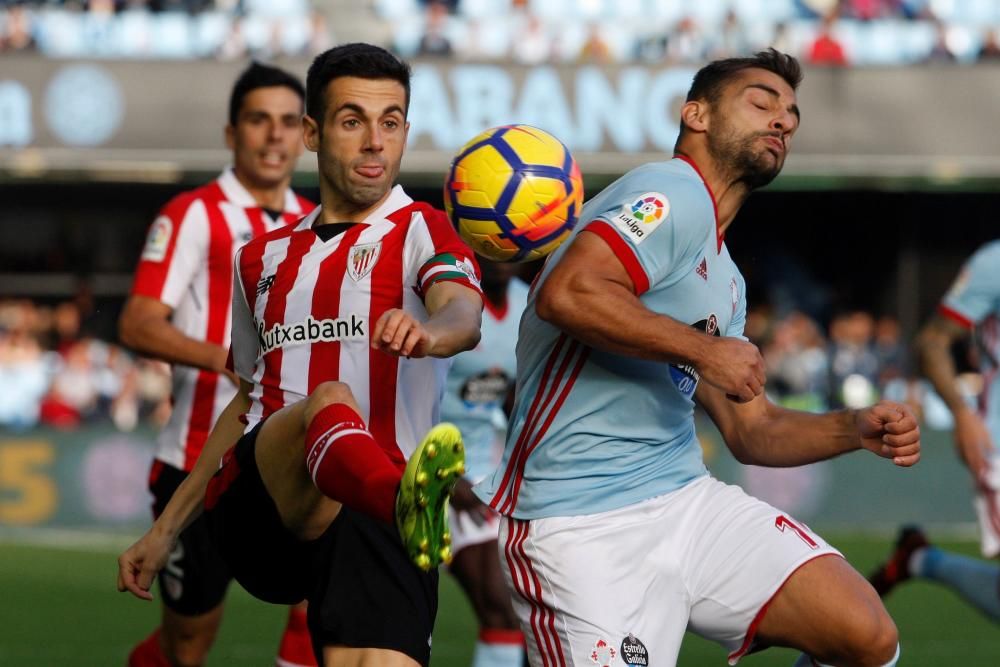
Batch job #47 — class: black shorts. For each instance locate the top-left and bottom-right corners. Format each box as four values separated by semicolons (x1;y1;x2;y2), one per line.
204;421;439;665
148;460;231;616
309;508;439;666
203;422;320;605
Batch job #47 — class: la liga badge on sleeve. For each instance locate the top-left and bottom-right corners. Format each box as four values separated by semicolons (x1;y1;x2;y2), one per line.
611;192;669;245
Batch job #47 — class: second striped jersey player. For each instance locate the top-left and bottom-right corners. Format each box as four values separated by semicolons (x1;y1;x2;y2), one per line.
132;168;313;471
119;62;319;667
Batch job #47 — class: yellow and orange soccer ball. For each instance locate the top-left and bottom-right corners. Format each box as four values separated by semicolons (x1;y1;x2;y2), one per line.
444;125;584;263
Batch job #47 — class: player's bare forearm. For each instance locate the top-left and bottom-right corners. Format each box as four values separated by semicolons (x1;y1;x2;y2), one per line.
698;383;920;467
698;385;858;466
119;295;230;375
150;381;252;540
917;315;971;416
423;281;483;357
119;382;251;600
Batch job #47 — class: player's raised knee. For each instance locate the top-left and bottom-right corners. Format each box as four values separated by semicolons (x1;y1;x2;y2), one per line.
846;605;898;666
867;620;899;666
305;382;358;422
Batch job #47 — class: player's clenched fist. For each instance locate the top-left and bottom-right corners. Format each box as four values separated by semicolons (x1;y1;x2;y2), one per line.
372;308;436;358
696;336;766;403
856;401;921;467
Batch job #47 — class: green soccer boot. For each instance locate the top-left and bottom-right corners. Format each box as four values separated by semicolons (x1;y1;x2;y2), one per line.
396;423;465;571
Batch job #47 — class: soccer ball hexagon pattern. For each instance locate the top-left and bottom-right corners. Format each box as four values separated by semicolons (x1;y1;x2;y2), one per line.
444;125;584;263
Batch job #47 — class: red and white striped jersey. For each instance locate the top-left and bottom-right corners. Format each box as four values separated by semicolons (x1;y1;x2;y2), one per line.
231;185;482;466
131;169;315;471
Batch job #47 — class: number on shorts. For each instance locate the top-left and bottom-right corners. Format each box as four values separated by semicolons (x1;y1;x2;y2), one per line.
775;515;818;550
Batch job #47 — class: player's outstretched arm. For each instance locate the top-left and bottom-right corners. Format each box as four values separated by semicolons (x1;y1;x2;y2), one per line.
119;295;236;384
117;380;252;600
917;313;993;479
535;231;765;402
372;282;482;359
696;383;921;468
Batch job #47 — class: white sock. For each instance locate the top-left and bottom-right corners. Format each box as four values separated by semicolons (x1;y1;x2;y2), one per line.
907;546;929;577
792;643;898;667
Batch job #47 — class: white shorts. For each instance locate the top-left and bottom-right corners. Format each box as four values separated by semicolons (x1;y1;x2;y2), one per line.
449;506;501;555
498;476;842;667
973;455;1000;558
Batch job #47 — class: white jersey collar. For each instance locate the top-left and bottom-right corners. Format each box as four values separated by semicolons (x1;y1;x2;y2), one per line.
217;167;303;214
294;185;412;232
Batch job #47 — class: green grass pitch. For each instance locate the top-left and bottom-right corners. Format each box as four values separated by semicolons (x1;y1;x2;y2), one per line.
0;534;995;665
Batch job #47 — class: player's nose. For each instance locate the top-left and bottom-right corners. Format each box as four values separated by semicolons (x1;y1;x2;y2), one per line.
770;110;796;136
365;129;384;152
267;120;286;142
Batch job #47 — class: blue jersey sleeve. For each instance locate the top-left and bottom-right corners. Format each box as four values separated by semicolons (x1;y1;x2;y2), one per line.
580;163;713;294
941;241;1000;328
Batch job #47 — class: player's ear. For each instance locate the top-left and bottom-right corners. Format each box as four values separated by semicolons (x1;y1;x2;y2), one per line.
303;115;320;153
681;100;709;133
224;124;236;151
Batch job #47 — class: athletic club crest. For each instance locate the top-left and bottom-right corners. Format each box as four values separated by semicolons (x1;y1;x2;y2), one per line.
348;242;382;281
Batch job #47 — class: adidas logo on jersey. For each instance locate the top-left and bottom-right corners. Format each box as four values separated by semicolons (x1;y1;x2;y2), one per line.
257;314;366;354
696;257;708;281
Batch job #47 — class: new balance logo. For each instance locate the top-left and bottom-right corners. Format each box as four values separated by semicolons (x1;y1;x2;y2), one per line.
256;275;275;296
696;258;708;281
257;314;367;354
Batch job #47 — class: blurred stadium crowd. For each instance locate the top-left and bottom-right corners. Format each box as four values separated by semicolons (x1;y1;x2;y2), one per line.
0;297;170;433
4;0;1000;65
0;0;333;59
0;293;976;435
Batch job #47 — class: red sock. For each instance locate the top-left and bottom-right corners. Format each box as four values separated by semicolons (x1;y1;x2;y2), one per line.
127;628;169;667
478;627;525;645
304;403;400;524
276;606;317;667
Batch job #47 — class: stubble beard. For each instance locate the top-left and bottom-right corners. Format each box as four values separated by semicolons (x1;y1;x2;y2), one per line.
707;122;784;191
346;181;387;208
325;165;391;211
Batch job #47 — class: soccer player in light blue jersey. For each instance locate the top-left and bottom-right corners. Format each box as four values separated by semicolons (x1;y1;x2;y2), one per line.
443;259;529;667
870;240;1000;623
476;49;921;667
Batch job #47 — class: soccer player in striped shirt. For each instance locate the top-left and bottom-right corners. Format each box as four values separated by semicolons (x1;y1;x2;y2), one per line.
118;44;484;667
118;63;318;667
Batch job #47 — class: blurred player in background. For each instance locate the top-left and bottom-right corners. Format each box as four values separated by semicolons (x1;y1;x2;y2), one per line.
477;49;921;667
870;240;1000;623
442;258;528;667
118;63;317;667
118;43;484;667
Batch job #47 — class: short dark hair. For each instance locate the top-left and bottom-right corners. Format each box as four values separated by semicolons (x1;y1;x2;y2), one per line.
306;43;412;124
685;48;802;108
228;62;305;127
